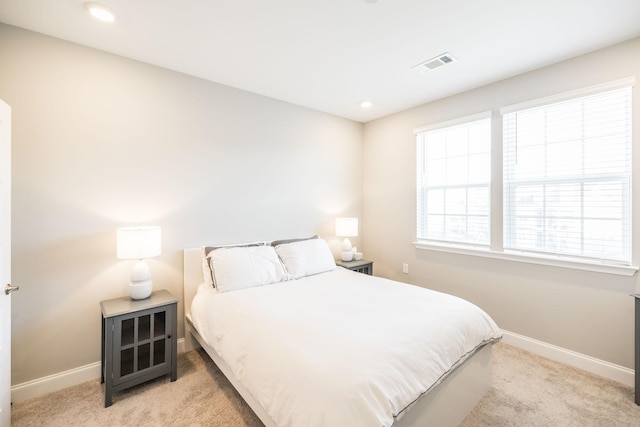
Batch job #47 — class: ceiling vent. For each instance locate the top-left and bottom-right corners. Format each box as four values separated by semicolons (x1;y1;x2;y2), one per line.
413;52;456;72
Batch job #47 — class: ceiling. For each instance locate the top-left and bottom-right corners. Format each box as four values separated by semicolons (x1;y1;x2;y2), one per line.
1;1;639;123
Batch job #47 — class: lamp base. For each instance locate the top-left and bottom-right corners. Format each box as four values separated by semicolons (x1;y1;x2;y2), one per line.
130;279;152;300
129;260;153;299
341;251;354;262
340;238;354;261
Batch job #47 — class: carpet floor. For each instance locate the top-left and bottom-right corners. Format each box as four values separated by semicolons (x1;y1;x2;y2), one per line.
11;343;640;426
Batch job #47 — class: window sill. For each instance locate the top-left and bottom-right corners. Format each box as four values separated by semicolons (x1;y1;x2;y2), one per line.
414;241;638;277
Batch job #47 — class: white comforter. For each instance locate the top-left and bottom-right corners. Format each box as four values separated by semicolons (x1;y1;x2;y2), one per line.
191;267;502;427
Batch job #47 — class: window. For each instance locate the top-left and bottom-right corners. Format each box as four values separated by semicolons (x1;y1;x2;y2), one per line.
416;112;491;247
503;84;632;264
415;78;636;274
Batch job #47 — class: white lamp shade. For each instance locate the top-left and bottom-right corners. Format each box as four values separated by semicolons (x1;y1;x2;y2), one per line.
335;218;358;237
117;226;161;260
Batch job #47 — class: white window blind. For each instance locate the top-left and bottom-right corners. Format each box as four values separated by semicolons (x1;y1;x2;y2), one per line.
503;85;632;264
416;113;491;246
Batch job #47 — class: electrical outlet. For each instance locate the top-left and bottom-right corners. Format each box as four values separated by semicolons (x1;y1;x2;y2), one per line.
402;263;409;274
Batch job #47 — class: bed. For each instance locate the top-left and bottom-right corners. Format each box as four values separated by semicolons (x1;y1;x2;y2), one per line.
183;238;502;426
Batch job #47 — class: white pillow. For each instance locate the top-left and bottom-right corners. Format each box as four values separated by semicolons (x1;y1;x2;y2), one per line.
208;246;286;292
202;242;266;288
275;238;336;279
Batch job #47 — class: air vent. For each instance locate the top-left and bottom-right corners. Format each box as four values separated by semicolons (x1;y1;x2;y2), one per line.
413;52;456;72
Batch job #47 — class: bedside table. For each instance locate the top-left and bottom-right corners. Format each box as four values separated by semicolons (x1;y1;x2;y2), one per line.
336;259;373;275
100;289;178;407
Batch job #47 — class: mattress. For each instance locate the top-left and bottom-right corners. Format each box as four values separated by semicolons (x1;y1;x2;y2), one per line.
191;267;502;427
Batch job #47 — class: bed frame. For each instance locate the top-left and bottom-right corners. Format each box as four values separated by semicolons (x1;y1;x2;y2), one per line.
183;248;493;426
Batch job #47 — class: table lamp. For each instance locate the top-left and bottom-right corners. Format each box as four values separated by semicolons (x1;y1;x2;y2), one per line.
335;218;358;261
117;226;161;300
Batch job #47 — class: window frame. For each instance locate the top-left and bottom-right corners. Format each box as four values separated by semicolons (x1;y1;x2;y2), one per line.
415;111;492;248
414;77;638;277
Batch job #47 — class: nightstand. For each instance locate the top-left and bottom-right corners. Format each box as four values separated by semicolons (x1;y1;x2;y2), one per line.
100;289;178;407
336;259;373;275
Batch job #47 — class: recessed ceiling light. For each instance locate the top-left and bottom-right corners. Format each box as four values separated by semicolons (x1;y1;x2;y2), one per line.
84;2;116;23
360;101;373;109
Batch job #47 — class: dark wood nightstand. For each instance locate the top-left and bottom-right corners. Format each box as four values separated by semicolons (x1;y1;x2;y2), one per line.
100;290;178;407
336;259;373;275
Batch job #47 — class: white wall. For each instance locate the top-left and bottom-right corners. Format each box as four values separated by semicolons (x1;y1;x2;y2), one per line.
0;24;363;385
363;37;640;370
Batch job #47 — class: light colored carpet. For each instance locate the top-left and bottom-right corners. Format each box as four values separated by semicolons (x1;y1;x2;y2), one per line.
12;348;263;427
460;344;640;426
11;343;640;426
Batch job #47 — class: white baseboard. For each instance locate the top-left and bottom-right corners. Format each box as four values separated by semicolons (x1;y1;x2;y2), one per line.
11;338;186;404
12;334;635;403
501;330;634;387
11;361;102;404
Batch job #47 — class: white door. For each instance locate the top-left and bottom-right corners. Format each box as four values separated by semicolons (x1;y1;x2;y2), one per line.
0;99;13;426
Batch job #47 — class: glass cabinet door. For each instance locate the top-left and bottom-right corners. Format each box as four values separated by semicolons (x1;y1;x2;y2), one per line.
152;311;166;365
113;306;172;383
